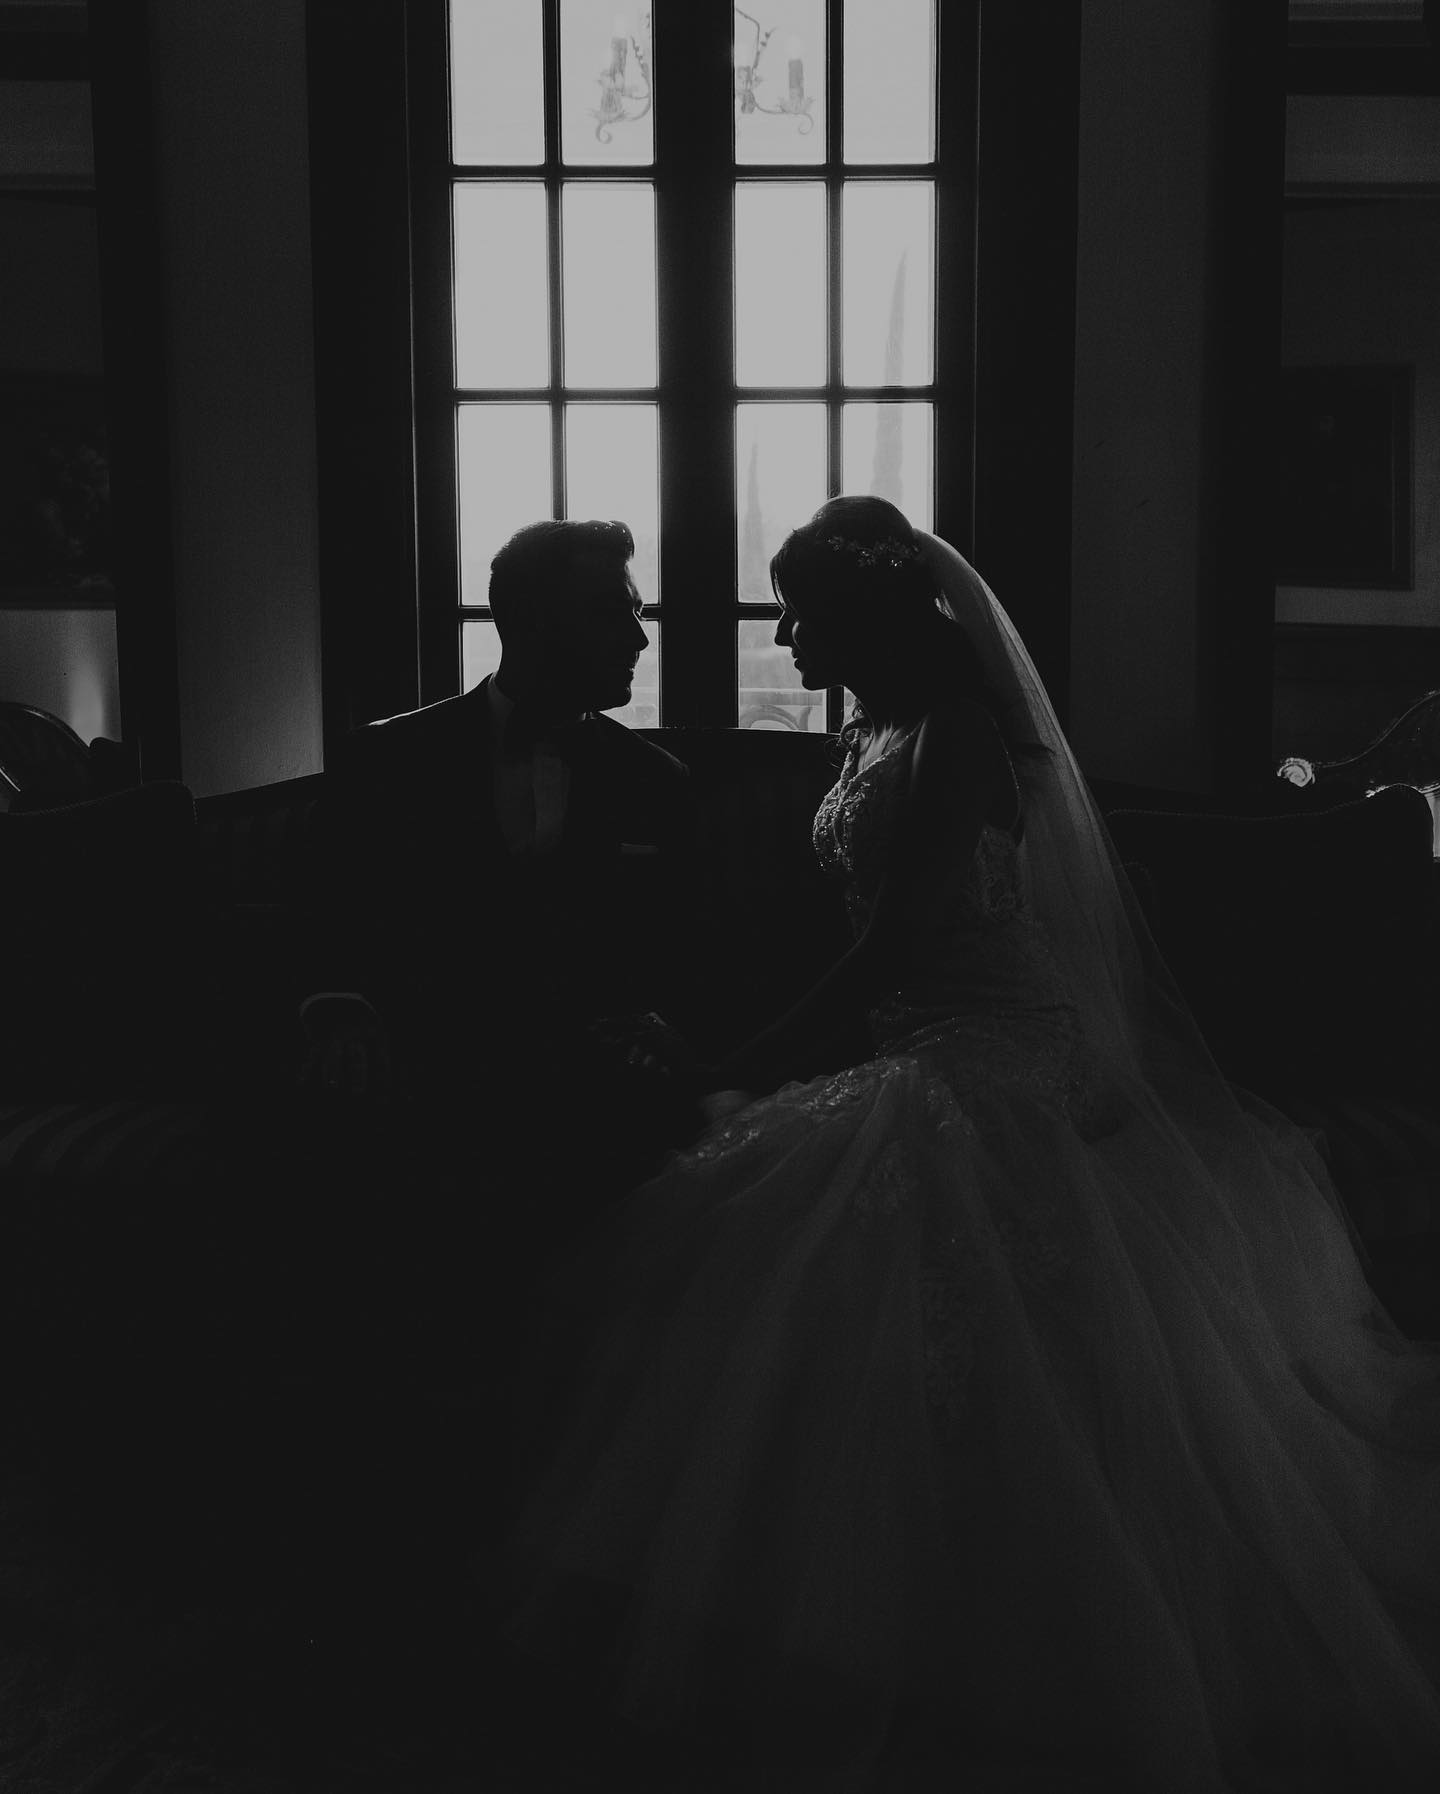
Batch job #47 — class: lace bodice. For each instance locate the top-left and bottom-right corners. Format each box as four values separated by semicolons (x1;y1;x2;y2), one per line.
812;724;1091;1114
812;723;1022;935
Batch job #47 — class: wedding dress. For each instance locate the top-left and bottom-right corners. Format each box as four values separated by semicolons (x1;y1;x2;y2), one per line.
501;538;1440;1792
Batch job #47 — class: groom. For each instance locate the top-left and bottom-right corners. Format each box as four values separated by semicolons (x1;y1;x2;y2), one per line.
302;517;697;1211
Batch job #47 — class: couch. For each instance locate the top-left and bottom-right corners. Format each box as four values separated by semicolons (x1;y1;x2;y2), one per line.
0;731;852;1420
7;724;1437;1794
4;729;1439;1370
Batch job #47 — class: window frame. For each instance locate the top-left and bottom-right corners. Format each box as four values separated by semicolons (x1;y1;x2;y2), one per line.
405;0;979;728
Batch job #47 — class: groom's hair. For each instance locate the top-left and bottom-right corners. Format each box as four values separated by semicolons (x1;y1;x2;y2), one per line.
489;518;635;639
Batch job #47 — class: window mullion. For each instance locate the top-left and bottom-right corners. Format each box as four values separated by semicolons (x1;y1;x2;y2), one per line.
543;0;565;521
547;180;566;521
410;0;461;707
826;0;845;732
656;3;737;727
934;0;980;558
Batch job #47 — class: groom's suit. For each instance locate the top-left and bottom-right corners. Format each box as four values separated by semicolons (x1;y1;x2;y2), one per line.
308;676;695;1199
316;676;690;1036
251;678;693;1416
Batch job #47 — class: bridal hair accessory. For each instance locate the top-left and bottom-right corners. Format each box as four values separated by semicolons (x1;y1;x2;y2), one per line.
824;534;921;570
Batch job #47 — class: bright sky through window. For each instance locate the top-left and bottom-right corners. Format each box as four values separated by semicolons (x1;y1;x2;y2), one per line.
443;1;943;729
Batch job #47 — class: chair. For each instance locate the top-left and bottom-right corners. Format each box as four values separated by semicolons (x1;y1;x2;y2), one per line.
0;702;95;811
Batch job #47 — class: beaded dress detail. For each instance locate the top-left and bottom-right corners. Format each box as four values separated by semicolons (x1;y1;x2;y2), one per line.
812;725;1093;1122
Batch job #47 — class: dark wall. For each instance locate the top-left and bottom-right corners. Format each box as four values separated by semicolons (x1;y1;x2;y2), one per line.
1069;0;1286;796
1273;198;1440;766
0;81;121;745
0;193;102;375
143;0;324;796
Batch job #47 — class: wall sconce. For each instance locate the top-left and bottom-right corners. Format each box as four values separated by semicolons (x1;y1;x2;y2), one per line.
593;11;653;143
594;8;814;145
733;8;814;135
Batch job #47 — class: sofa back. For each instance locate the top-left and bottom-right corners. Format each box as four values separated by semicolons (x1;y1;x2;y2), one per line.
640;727;849;1049
0;781;209;1097
181;733;847;1058
195;772;328;909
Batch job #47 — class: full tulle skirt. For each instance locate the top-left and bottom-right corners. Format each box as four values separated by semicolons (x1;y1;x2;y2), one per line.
499;1049;1440;1791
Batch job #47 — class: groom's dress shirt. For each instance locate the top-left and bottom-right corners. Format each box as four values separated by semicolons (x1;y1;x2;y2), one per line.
485;675;572;859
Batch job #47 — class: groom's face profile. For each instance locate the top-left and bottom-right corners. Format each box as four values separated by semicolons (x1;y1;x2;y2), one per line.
542;548;648;713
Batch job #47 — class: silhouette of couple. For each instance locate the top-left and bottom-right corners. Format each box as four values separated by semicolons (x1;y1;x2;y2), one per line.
301;516;708;1241
306;498;1440;1789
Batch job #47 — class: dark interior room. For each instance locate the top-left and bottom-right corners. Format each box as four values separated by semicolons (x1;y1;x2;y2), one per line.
4;1;1440;1789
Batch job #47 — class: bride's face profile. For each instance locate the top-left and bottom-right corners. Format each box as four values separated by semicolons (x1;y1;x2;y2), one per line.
774;592;855;690
772;498;929;700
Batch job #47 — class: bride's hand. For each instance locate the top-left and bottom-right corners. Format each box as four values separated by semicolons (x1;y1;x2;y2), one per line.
699;1088;756;1125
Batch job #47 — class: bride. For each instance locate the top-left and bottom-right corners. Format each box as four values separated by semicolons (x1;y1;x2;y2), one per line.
498;497;1440;1792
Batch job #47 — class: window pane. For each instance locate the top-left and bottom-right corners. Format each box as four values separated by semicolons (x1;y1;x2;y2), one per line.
450;0;544;165
739;619;827;731
457;404;552;605
734;0;825;167
562;183;657;388
735;182;826;388
561;0;654;166
608;620;660;729
454;184;549;388
842;402;934;530
566;403;660;603
462;616;503;693
844;0;935;164
736;404;827;602
842;182;934;386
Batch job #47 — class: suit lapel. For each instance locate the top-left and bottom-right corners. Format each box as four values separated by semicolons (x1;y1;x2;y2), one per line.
463;678;508;860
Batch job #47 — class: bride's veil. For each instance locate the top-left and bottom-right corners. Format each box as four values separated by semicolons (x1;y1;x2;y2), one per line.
919;534;1440;1774
917;531;1211;1100
917;531;1392;1272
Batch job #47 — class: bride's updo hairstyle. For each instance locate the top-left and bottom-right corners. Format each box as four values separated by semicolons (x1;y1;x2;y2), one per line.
770;495;1015;754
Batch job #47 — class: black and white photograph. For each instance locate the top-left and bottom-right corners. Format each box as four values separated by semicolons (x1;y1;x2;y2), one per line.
3;3;1440;1791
